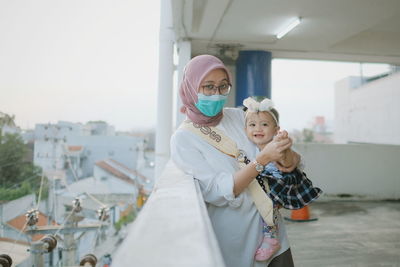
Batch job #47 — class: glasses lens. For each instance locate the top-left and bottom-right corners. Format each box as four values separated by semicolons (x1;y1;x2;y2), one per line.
219;84;231;95
201;84;231;95
202;85;215;96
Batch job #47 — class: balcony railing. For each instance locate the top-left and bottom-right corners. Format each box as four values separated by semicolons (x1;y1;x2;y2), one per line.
113;160;226;267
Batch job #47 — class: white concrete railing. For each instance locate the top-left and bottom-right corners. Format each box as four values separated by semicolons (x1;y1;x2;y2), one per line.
112;160;226;267
294;143;400;199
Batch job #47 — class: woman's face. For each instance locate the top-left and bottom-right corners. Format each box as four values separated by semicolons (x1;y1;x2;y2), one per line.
198;68;229;96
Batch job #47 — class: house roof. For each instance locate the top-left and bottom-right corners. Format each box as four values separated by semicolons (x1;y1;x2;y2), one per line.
95;160;135;185
65;176;137;195
6;211;57;241
68;145;83;152
108;159;151;184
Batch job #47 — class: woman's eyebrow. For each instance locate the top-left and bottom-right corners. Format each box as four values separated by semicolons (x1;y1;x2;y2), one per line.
202;78;228;83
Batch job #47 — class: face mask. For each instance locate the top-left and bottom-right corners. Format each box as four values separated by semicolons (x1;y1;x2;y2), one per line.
195;93;227;117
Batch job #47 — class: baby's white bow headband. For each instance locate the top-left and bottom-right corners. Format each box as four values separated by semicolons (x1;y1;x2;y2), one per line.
243;97;279;125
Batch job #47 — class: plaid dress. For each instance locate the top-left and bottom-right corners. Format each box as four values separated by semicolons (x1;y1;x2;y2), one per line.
249;160;322;210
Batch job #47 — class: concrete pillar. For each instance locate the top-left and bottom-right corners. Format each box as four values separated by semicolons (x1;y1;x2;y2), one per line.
62;231;77;266
235;50;272;106
175;40;191;129
155;0;174;179
62;215;80;267
31;242;45;267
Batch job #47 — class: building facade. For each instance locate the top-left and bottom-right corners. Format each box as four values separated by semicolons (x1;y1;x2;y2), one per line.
334;71;400;145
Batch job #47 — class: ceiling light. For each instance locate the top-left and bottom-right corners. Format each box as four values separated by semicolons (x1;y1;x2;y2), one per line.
276;17;302;39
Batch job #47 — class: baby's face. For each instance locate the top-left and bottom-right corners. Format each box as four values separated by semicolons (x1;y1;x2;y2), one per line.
245;111;279;148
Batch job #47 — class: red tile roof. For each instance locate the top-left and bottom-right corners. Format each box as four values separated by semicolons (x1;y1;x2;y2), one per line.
108;159;149;183
95;160;136;185
6;211;57;241
68;146;83;152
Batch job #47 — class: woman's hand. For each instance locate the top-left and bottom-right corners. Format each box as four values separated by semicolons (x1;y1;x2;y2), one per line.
273;130;300;172
233;138;291;196
256;136;292;165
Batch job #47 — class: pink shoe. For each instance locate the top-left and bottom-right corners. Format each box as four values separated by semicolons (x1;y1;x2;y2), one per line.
254;237;281;261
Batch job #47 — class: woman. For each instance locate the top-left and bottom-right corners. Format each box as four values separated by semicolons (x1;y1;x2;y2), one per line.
170;55;298;267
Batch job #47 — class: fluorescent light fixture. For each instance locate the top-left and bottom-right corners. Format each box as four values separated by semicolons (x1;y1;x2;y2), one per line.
276;17;302;39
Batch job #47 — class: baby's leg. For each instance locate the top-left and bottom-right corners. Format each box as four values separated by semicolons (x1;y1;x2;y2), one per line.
255;217;281;261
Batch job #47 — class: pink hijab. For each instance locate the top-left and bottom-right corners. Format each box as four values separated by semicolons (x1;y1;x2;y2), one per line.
179;55;232;126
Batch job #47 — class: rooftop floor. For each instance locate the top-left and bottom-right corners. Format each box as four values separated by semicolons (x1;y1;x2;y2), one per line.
281;200;400;267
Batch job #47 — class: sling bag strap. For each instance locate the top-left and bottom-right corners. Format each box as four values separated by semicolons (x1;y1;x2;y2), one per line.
180;120;275;226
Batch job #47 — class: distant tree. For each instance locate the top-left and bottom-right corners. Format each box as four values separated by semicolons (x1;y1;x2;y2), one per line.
0;112;16;127
302;128;315;143
0;132;45;202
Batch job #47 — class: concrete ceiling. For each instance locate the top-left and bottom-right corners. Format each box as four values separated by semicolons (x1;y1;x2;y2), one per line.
171;0;400;64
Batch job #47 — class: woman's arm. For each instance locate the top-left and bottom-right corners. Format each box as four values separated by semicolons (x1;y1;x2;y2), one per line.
171;121;295;200
233;161;265;196
171;131;245;207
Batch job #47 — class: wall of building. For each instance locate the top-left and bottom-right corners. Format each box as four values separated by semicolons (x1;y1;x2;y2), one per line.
33;121;143;181
33;122;84;172
34;121;84;140
34;140;65;172
294;143;400;199
68;136;142;177
86;122;115;136
334;72;400;145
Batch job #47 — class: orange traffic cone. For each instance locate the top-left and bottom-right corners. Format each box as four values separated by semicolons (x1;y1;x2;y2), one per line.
284;206;318;222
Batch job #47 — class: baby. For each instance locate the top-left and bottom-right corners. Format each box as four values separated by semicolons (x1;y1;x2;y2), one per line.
243;97;322;262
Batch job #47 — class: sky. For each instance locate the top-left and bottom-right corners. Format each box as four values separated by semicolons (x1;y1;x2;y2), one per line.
0;1;390;132
0;0;160;131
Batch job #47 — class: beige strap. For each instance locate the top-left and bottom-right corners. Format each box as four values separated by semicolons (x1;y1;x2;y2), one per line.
181;120;240;158
248;180;274;225
180;120;274;226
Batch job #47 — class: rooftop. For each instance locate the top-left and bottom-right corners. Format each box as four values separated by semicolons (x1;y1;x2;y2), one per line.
281;199;400;267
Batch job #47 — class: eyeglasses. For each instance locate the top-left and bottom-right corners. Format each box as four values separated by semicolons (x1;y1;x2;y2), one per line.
201;83;231;96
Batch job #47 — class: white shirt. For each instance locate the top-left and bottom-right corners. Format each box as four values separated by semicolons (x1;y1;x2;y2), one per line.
170;108;290;267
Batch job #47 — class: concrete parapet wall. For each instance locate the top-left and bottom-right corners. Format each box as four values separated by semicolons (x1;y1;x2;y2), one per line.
294;143;400;199
113;160;226;267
